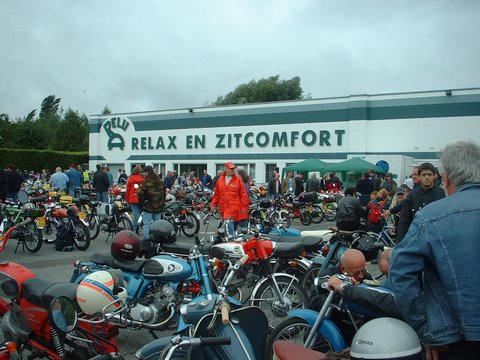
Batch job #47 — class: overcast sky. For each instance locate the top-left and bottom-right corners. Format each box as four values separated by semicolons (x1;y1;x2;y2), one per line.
1;0;479;119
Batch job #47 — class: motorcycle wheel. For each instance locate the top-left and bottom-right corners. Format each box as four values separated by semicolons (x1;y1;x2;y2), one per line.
73;219;91;251
269;211;291;228
299;211;312;226
323;203;338;222
43;218;58;243
23;222;43;253
310;205;325;224
264;317;334;360
181;213;200;237
86;213;100;240
251;275;309;329
300;264;323;298
113;214;133;233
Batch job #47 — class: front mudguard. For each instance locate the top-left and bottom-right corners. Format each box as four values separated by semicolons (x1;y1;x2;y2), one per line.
250;272;298;300
1;310;30;348
287;309;347;352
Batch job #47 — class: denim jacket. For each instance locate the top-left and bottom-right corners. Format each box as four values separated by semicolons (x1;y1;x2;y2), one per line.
390;183;480;346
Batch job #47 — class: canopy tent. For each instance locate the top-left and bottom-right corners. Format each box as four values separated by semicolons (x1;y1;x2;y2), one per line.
282;158;329;178
324;158;386;174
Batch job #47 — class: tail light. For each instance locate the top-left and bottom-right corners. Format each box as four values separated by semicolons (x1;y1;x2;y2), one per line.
322;244;330;257
5;341;16;353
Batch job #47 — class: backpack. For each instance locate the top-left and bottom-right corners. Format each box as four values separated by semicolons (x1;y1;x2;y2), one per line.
55;222;74;251
367;201;384;224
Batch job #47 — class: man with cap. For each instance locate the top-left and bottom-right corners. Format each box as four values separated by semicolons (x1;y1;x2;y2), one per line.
380;173;397;197
211;162;250;237
383;185;409;229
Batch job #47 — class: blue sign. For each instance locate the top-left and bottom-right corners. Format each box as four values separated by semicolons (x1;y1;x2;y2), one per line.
376;160;390;172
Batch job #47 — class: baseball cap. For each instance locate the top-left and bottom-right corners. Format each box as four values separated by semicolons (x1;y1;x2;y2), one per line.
396;188;405;195
386;172;393;177
224;162;236;169
143;165;154;172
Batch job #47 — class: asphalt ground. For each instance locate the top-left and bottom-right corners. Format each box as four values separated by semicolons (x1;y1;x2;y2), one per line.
0;217;350;359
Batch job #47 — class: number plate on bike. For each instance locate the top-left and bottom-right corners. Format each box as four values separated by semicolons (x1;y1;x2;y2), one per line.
36;217;46;227
78;211;86;220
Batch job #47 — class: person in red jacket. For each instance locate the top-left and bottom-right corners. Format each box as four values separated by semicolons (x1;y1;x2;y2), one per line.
125;165;145;233
211;162;250;237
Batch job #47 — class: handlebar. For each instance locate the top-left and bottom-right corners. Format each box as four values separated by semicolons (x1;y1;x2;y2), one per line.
219;302;230;324
199;337;231;346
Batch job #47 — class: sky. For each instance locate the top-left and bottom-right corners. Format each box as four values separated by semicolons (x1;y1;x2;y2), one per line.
1;0;480;119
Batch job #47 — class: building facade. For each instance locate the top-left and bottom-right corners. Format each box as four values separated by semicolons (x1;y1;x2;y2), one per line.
89;87;480;184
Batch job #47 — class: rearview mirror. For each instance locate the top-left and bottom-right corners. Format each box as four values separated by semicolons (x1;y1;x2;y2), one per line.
49;297;77;333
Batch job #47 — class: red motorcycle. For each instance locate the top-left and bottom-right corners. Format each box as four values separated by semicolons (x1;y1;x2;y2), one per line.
0;222;123;360
0;341;16;360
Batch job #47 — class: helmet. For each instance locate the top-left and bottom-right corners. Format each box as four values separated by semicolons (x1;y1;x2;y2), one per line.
111;230;141;260
66;206;78;218
76;270;127;315
22;202;35;210
184;193;195;205
149;220;176;243
79;194;90;204
351;318;422;360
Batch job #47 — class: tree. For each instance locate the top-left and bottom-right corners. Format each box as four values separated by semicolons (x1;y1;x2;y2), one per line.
39;95;61;119
53;108;89;152
101;106;112;115
214;75;305;105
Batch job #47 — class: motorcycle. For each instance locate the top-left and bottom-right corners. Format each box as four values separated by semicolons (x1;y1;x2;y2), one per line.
136;249;269;360
0;260;124;359
70;234;227;334
0;341;16;360
265;274;394;359
0;191;45;253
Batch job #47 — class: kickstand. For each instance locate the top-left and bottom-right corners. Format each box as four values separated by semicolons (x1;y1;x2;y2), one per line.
14;239;25;253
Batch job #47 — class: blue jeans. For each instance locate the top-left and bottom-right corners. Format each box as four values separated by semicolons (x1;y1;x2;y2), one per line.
143;211;161;240
68;185;77;197
130;204;141;232
97;192;109;203
6;192;18;203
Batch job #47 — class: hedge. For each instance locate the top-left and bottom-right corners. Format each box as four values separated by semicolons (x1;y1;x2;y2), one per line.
0;148;89;172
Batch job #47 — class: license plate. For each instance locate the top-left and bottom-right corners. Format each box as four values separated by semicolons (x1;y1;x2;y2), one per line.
36;217;46;228
78;211;86;220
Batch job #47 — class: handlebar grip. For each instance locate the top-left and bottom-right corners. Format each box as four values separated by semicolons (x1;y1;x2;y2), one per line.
219;303;230;325
200;337;231;346
18;218;33;227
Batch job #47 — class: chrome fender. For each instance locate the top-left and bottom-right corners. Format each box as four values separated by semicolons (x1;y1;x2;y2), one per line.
249;273;298;300
287;309;347;352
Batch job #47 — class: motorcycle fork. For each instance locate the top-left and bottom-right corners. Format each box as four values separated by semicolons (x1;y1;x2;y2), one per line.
260;260;290;303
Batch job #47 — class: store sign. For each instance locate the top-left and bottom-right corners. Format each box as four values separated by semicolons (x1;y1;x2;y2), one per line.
102;117;346;151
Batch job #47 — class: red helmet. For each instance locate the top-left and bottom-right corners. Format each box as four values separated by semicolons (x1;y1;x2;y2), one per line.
111;230;141;260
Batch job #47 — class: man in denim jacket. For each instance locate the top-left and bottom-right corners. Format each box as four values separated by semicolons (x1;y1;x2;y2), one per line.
390;141;480;359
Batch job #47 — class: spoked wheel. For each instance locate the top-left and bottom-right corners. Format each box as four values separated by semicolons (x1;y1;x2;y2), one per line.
265;317;334;360
113;214;133;233
86;214;100;240
301;264;323;298
43;219;58;243
310;205;325;224
270;211;291;228
72;219;91;251
181;213;200;237
251;275;309;329
23;222;43;253
323;203;338;222
299;210;313;226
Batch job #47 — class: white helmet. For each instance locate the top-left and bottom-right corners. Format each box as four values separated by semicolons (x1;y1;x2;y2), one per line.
76;271;127;315
351;318;422;360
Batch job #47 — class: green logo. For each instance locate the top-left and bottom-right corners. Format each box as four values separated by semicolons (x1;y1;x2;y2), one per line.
102;117;130;150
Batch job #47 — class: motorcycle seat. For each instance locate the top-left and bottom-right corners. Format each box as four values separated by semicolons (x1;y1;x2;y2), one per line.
273;340;326;360
264;235;321;252
23;277;78;310
29;196;48;203
272;242;304;259
159;241;213;256
90;253;147;273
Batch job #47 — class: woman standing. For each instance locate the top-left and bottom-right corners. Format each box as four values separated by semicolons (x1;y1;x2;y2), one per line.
137;166;165;241
125;166;144;233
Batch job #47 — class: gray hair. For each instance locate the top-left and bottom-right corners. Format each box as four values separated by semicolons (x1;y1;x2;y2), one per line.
440;141;480;187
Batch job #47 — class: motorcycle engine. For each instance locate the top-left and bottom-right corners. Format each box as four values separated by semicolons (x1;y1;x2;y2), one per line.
129;284;181;324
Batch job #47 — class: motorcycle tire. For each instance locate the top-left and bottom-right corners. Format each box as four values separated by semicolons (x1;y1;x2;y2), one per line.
300;264;324;298
23;222;43;253
264;317;334;360
181;213;200;237
299;211;313;226
43;218;58;243
73;219;91;251
86;213;100;240
269;211;291;228
310;204;325;224
251;275;309;329
113;214;133;233
323;203;338;222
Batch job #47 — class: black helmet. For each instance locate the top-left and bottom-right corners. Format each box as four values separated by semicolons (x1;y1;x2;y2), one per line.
67;206;78;217
149;220;176;243
184;193;196;205
111;230;141;260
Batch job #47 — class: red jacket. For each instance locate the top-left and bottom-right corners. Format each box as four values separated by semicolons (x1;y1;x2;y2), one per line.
125;174;145;204
211;173;249;222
